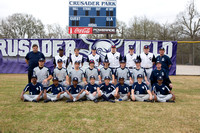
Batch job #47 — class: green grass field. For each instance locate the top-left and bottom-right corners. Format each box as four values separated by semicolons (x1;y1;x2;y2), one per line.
0;74;200;133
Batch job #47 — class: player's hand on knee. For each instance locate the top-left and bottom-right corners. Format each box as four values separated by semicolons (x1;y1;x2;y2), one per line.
149;95;153;100
172;94;175;100
112;80;115;84
99;80;102;84
42;79;48;84
146;81;150;85
20;95;24;101
132;96;135;101
169;83;173;88
93;92;97;96
36;96;40;101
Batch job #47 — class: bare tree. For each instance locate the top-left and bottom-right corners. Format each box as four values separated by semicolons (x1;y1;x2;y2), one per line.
0;13;45;39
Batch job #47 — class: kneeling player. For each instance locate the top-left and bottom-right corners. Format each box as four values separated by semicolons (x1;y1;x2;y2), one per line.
131;74;153;102
99;76;116;103
64;77;86;102
43;77;65;103
114;77;130;101
85;76;102;103
20;75;43;102
152;76;175;103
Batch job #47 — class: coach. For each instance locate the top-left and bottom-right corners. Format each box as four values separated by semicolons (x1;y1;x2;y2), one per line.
25;44;45;83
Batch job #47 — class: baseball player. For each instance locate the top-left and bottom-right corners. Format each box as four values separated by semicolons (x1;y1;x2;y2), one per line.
114;77;130;101
100;59;115;84
85;76;102;103
64;77;86;102
53;47;69;68
43;77;65;103
152;76;175;103
132;59;150;85
53;59;69;88
156;47;172;75
125;45;138;74
20;75;43;102
87;47;101;67
99;76;115;103
150;61;173;90
131;74;153;102
85;59;102;85
105;45;121;72
115;58;133;86
138;45;156;84
70;48;84;68
33;58;52;89
68;61;87;87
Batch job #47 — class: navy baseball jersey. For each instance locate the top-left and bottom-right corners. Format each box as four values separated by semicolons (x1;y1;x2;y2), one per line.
152;83;170;95
100;83;115;94
116;83;130;94
85;83;99;93
132;82;149;95
156;55;172;72
46;84;65;95
23;82;43;95
67;85;84;94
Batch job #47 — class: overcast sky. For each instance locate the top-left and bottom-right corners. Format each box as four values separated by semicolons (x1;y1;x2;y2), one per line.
0;0;199;28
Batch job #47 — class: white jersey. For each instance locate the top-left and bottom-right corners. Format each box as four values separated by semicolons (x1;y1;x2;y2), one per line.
70;54;84;67
54;55;68;68
125;53;137;68
106;52;120;68
140;52;155;68
88;54;101;67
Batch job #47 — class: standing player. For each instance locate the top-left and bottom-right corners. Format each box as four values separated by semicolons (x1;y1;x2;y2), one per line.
25;44;45;83
125;45;137;74
99;76;115;103
150;61;173;90
64;77;86;102
115;58;133;86
138;45;156;84
100;59;115;84
53;47;69;68
114;77;130;101
132;59;149;85
87;47;101;68
33;58;52;89
131;74;153;102
68;61;87;87
105;45;121;72
52;59;69;88
20;75;43;102
85;76;102;103
43;77;65;103
70;48;84;68
152;76;175;103
85;60;101;85
156;47;172;75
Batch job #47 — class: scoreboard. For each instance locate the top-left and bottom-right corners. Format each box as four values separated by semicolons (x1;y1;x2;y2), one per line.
68;0;117;34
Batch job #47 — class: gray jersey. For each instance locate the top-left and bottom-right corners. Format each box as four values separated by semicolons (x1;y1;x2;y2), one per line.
33;66;51;87
53;67;68;82
69;68;84;83
115;67;131;80
100;67;113;80
85;67;100;82
132;68;147;82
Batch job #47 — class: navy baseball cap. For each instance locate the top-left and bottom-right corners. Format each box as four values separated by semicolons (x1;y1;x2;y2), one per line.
39;58;45;62
135;59;141;63
73;77;78;82
104;76;110;80
31;75;37;79
52;77;58;81
137;74;143;78
157;76;163;80
59;47;64;51
159;47;165;50
119;77;125;80
144;45;149;49
120;59;126;63
90;75;95;79
89;59;95;64
111;45;116;48
104;59;109;63
57;59;63;63
129;45;134;50
75;61;80;64
156;60;161;64
91;47;96;50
